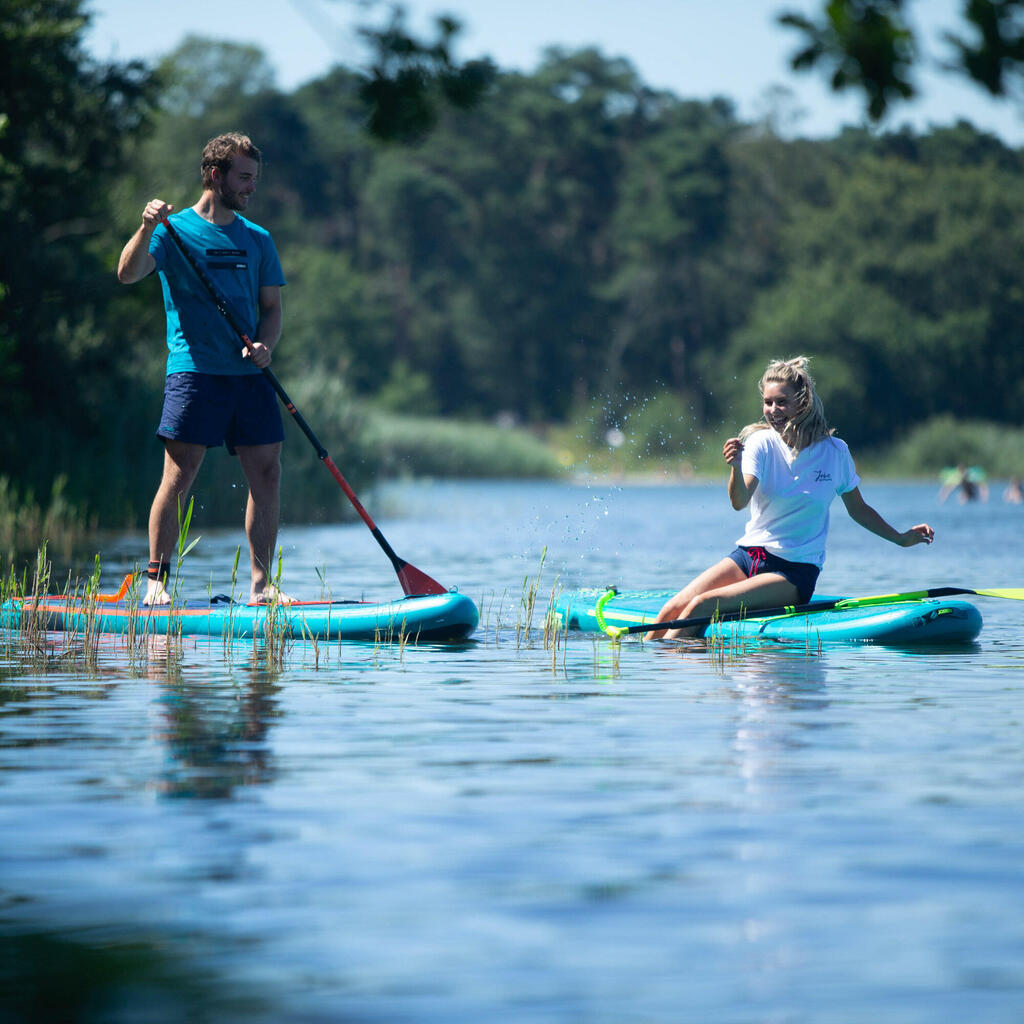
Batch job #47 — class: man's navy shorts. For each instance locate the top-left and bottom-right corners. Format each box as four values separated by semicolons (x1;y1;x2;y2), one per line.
157;372;285;454
727;545;820;604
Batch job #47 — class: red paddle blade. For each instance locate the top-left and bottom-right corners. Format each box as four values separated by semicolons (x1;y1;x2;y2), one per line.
96;573;135;604
397;562;449;596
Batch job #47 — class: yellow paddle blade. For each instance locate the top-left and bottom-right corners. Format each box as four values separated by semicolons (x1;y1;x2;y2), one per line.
836;586;1024;610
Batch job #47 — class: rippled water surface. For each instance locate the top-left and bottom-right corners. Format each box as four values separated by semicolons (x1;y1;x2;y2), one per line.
2;480;1023;1022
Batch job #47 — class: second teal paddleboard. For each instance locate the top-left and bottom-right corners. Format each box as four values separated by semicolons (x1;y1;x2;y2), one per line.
553;589;982;645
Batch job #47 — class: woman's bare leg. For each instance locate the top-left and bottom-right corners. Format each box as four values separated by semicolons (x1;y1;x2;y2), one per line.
648;560;800;640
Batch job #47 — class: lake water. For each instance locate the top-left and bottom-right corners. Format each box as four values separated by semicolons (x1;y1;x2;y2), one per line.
2;479;1023;1023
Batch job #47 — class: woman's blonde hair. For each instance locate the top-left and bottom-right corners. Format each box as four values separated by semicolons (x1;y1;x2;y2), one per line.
739;356;834;452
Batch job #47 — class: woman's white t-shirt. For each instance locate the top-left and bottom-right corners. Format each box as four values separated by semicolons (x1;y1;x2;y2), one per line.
737;428;860;568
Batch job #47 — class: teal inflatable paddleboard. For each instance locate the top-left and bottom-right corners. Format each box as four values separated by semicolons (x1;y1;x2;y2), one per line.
1;591;478;643
553;589;982;645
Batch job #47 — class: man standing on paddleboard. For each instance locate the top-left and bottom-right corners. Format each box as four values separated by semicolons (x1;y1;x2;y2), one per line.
117;132;290;606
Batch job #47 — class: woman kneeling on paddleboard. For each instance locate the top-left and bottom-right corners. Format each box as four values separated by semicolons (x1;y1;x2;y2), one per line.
649;356;935;640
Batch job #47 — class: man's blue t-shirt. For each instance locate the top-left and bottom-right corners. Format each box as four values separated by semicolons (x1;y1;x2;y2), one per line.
149;208;286;376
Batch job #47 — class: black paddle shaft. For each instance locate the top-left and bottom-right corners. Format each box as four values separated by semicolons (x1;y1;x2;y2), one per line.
615;597;842;636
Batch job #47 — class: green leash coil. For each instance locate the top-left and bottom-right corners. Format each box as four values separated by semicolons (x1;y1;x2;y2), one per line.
595;587;628;640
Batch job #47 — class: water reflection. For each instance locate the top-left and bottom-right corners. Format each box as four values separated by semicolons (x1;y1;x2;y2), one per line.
642;644;833;805
147;638;283;799
721;653;832;802
725;649;830;711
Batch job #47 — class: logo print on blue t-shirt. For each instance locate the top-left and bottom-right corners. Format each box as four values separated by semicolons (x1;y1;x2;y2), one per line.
814;471;832;482
206;247;248;270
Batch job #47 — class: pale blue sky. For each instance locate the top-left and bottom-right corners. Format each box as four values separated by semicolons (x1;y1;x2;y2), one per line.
84;0;1024;143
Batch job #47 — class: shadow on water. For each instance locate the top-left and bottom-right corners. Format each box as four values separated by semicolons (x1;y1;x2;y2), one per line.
0;914;272;1024
863;641;983;657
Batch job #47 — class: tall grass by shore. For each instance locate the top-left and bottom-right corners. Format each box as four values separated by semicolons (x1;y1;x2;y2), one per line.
367;412;565;479
0;412;566;569
867;415;1024;478
0;476;96;568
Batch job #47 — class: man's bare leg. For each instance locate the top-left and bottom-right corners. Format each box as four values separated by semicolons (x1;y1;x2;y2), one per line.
146;440;206;605
237;443;292;604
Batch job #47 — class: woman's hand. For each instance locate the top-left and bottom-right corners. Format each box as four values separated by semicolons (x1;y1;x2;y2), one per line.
723;437;743;466
725;437;756;510
899;523;935;546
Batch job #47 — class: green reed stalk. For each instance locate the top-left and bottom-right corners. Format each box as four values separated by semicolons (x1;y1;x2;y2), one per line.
516;547;547;649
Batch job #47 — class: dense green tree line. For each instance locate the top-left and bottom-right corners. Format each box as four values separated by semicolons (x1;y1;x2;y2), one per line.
4;0;1024;527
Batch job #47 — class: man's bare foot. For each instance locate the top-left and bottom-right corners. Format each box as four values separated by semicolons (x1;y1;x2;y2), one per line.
143;579;172;606
251;583;294;605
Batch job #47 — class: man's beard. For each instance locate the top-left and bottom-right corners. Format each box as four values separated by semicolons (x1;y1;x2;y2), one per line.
218;183;249;211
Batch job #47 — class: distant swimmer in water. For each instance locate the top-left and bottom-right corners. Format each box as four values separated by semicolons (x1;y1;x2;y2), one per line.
1004;477;1024;504
939;464;989;504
